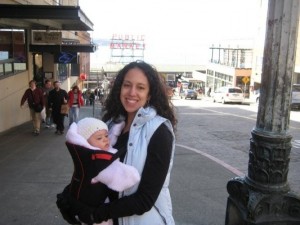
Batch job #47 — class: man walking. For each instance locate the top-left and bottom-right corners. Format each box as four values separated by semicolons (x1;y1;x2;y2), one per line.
20;80;44;136
42;79;53;128
48;81;68;135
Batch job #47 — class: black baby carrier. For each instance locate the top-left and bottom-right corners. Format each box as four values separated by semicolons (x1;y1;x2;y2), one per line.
66;142;124;207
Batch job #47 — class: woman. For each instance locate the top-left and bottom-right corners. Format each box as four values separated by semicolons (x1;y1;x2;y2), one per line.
59;61;177;225
68;86;84;125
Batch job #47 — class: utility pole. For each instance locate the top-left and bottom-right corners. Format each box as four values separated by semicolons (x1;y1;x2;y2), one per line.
225;1;300;224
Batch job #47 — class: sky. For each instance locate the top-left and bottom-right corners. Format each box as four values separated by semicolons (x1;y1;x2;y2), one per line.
79;0;265;68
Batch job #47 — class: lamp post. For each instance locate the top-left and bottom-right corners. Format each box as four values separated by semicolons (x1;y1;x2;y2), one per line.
225;1;300;224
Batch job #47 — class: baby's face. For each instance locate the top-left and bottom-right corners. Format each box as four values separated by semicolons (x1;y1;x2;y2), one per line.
87;129;110;150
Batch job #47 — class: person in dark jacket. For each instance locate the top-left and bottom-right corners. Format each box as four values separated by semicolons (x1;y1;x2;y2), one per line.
20;80;45;136
48;81;68;135
42;79;54;128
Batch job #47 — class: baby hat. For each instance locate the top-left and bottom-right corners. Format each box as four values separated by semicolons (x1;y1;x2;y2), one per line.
77;117;108;140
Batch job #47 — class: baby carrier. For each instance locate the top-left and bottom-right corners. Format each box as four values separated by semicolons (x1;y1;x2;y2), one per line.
66;142;125;207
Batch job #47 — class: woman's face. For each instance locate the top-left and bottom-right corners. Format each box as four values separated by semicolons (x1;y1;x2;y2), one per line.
120;68;150;115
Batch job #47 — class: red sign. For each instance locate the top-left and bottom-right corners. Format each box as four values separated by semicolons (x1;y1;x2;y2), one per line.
112;34;145;41
80;73;87;80
110;43;145;50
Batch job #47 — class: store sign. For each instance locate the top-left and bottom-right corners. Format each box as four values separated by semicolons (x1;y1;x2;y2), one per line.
32;32;62;44
112;34;145;41
110;43;145;49
54;52;77;64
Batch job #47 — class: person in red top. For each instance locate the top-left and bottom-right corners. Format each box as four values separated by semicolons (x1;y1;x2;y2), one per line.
20;80;45;136
68;85;84;125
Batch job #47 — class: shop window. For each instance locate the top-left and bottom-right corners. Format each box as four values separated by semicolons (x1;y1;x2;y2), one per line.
0;30;27;78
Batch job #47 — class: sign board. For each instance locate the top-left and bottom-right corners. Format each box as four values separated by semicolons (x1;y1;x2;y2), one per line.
242;76;250;84
32;32;62;44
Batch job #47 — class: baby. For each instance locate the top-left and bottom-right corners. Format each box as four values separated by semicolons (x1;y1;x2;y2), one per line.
62;117;140;225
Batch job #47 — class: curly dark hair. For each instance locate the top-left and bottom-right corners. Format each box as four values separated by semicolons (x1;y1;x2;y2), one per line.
102;61;177;129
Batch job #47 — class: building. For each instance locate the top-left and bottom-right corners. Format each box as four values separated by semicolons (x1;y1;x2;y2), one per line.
0;0;96;132
86;63;206;91
207;45;253;97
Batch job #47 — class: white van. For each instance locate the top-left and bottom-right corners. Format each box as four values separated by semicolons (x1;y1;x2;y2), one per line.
213;86;244;104
291;84;300;109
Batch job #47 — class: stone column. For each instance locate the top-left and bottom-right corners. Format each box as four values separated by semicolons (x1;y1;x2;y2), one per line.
225;1;300;224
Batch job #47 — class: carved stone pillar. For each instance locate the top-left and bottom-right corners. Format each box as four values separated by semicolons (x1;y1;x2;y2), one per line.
225;1;300;224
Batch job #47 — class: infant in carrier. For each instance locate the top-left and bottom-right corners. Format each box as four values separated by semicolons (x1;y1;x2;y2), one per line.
57;117;140;225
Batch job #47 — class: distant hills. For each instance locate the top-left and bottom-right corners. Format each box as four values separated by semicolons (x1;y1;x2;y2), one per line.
93;38;111;46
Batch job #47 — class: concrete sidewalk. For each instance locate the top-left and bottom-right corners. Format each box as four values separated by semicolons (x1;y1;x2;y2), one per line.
0;105;234;225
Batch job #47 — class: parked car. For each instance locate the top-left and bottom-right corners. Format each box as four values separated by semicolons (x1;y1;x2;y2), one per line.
213;86;244;104
291;84;300;109
180;89;198;100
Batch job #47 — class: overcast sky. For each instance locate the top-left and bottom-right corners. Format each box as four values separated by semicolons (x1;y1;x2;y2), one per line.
79;0;266;67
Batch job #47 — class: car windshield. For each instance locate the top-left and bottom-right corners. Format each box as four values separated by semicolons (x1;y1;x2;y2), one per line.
292;85;300;92
228;88;242;93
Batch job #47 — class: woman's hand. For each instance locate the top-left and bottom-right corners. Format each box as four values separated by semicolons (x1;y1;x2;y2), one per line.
56;192;80;225
66;194;95;225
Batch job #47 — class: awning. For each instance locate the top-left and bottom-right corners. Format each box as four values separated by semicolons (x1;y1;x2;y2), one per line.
0;4;93;31
29;44;97;53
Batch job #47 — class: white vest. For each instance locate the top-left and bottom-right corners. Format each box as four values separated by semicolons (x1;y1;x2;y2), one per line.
109;107;175;225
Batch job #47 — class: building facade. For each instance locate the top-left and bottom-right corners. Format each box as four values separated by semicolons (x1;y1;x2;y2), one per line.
206;46;253;97
0;0;95;132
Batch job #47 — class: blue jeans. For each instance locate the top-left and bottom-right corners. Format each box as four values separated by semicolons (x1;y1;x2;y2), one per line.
69;107;79;125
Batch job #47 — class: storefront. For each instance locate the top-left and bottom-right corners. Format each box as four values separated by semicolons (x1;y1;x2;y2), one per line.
0;3;95;132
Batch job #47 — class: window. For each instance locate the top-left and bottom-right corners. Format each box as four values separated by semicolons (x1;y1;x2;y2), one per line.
0;30;27;78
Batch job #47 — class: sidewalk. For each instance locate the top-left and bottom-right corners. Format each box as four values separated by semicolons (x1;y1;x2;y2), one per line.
0;104;233;225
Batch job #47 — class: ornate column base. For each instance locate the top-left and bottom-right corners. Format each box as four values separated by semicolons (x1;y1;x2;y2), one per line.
225;177;300;225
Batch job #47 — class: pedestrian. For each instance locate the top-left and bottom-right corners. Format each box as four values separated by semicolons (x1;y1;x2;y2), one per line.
85;90;91;105
48;81;68;135
42;79;54;128
89;91;95;106
20;80;44;136
59;61;177;225
67;85;84;125
207;87;212;97
57;117;140;225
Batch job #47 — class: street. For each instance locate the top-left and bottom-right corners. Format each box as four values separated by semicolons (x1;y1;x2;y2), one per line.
0;100;299;225
170;97;300;224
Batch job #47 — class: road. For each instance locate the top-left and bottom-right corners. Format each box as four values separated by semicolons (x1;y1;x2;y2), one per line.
0;99;298;225
170;97;300;224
